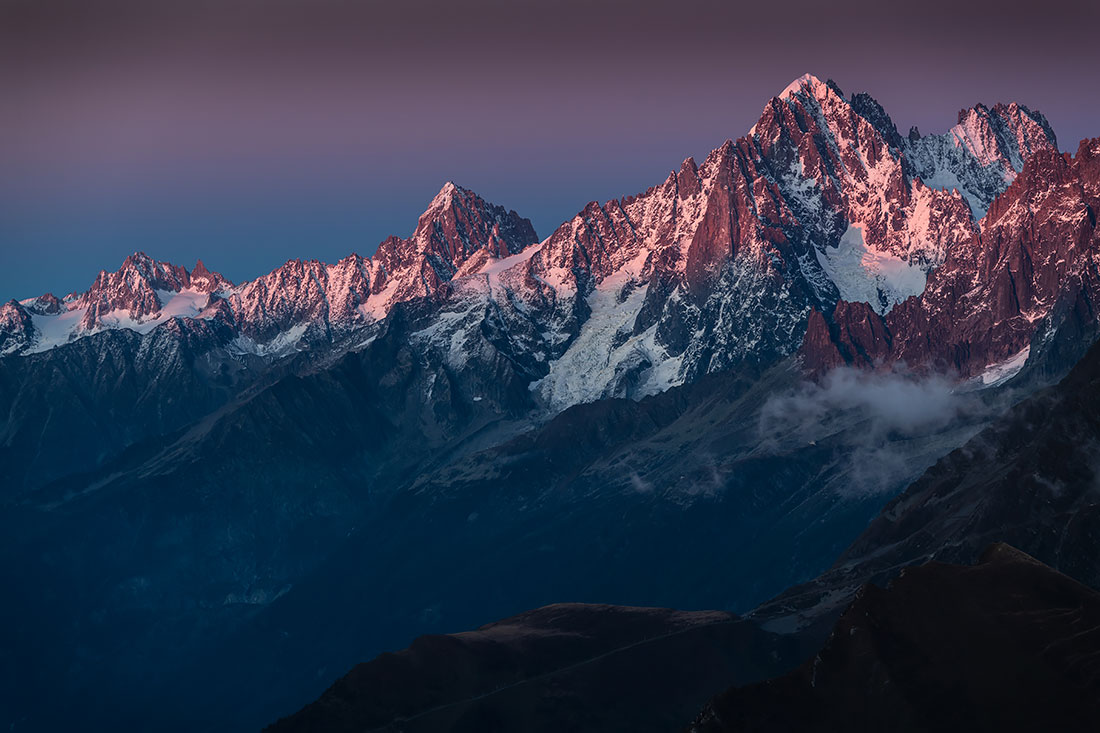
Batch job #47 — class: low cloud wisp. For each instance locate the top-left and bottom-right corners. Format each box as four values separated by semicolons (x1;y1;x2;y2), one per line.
757;367;992;498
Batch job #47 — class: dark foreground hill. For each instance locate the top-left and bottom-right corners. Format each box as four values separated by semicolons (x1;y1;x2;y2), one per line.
270;544;1100;733
692;544;1100;733
266;604;803;733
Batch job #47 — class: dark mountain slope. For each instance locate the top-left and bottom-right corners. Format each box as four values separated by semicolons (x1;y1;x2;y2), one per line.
0;307;538;732
756;333;1100;628
189;356;1014;730
693;544;1100;733
266;603;801;733
0;321;250;496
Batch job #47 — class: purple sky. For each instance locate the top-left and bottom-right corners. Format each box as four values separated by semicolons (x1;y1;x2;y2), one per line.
3;0;1099;300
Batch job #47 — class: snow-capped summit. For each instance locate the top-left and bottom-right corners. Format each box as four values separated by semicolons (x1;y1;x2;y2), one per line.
0;75;1082;411
777;72;828;101
806;139;1100;379
77;252;199;329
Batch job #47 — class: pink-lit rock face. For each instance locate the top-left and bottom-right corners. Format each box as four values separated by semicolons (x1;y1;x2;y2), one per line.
1;74;1081;408
77;253;194;329
222;182;536;344
804;141;1100;378
189;260;234;294
10;182;538;353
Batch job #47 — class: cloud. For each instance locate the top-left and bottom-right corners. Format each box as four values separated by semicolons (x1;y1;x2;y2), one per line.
629;471;653;494
757;367;990;497
762;367;966;434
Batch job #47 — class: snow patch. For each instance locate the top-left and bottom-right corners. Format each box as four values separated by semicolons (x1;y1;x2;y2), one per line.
26;305;89;353
919;168;985;220
95;289;211;333
979;345;1030;386
24;289;217;353
475;242;543;279
815;224;926;315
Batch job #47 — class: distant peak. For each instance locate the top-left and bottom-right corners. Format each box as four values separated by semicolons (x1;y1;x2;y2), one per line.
191;259;232;292
22;292;62;315
778;73;826;100
191;258;217;277
120;251;155;271
957;104;990;125
430;181;463;204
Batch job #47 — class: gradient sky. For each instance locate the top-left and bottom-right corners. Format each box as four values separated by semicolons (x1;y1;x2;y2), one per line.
3;0;1099;300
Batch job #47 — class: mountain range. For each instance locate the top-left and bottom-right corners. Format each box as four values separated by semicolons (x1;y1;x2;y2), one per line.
3;73;1100;731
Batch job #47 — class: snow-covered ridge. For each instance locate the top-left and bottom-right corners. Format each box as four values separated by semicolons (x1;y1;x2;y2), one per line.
0;75;1064;417
4;183;539;356
24;288;216;354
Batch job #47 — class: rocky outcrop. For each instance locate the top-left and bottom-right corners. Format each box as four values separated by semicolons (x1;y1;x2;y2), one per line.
189;259;233;293
0;299;35;355
804;139;1100;379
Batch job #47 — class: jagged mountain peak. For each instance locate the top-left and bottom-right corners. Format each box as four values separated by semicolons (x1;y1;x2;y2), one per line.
21;292;62;315
110;251;188;284
950;101;1057;174
3;183;539;356
409;181;538;261
418;180;502;222
420;180;462;215
1;77;1080;413
849;90;905;150
190;259;233;292
777;72;829;101
0;299;35;356
804;132;1100;380
75;252;195;329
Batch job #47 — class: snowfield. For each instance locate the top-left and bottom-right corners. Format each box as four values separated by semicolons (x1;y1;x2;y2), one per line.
814;224;926;315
